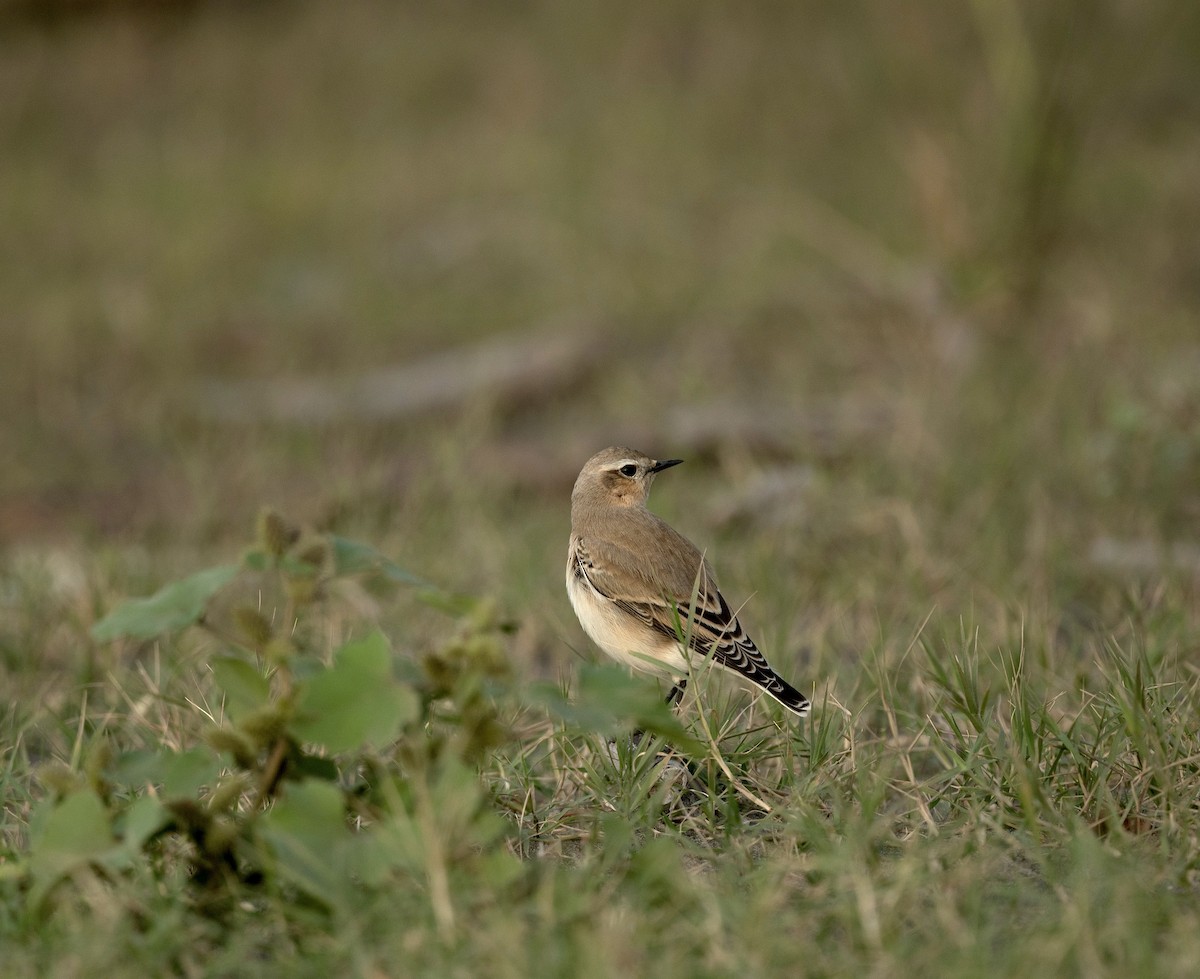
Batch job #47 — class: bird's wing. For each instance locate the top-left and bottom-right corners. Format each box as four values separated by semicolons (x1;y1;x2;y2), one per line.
575;531;777;682
574;530;809;714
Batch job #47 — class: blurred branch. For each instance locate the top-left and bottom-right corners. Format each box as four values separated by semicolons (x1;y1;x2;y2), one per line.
191;324;605;424
664;399;891;460
1088;537;1200;577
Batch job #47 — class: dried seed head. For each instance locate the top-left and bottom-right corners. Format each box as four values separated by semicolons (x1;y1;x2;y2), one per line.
264;636;297;666
165;798;209;832
237;705;290;746
257;509;299;558
234;606;274;649
292;535;331;572
284;574;319;605
203;816;239;858
35;761;84;797
208;772;253;813
204;726;258;770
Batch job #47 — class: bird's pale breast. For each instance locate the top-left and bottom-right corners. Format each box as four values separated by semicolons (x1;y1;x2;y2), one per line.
565;552;688;677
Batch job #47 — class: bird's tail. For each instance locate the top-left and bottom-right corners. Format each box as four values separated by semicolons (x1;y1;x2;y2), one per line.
762;672;811;717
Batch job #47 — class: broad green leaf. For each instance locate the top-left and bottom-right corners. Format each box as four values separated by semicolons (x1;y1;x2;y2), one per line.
528;680;618;732
278;553;320;577
258;779;353;908
261;779;348;851
352;811;424;884
161;747;222;797
91;564;239;642
109;749;167;789
291;752;340;782
211;656;270;720
104;796;173;871
290;632;419;753
428;757;488;841
118;796;172;852
109;747;217;793
241;548;271;572
350;763;502;887
531;663;702;752
289;651;328;683
28;790;116;909
330;536;426;586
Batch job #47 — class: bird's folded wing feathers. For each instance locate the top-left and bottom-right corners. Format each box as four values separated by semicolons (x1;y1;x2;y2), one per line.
575;535;786;690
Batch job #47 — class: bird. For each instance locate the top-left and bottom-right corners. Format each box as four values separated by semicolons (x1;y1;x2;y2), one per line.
566;446;810;717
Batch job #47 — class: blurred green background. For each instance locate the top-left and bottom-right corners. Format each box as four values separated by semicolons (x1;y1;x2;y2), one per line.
2;4;1200;973
1;0;1197;679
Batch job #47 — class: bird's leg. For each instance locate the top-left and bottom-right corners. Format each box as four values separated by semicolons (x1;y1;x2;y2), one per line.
664;678;688;707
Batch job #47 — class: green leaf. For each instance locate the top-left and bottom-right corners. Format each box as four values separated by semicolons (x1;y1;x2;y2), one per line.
291;632;419;753
261;779;348;852
330;536;426;586
291;752;340;782
352;812;424;884
28;790;116;909
120;796;172;850
258;779;353;908
161;748;222;797
531;664;702;753
91;565;239;642
108;749;166;789
241;548;271;572
278;553;320;578
428;757;488;840
107;747;219;796
211;656;270;721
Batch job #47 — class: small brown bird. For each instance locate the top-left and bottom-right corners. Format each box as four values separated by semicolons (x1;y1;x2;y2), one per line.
566;446;809;716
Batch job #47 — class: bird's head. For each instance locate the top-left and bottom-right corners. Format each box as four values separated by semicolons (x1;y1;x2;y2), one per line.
571;446;683;510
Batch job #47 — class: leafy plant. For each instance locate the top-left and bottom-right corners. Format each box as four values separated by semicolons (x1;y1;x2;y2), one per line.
15;511;523;931
8;509;709;942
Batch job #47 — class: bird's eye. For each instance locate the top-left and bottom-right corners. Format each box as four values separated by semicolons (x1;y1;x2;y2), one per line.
618;464;638;477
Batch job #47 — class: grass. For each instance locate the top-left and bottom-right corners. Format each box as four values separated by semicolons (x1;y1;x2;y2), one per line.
2;0;1200;975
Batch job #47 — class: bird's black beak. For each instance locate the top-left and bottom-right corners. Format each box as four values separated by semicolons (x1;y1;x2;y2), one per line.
650;458;683;474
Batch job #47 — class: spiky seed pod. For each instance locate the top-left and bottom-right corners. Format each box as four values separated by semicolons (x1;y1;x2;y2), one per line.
458;712;510;763
397;733;442;770
202;816;239;859
233;606;274;649
467;596;500;632
462;633;510;677
237;705;290;747
257;509;299;558
420;650;456;698
284;574;319;606
291;535;331;572
264;635;297;666
165;798;209;833
34;761;84;797
84;740;114;796
208;772;253;814
204;726;258;770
